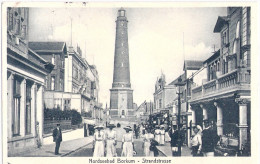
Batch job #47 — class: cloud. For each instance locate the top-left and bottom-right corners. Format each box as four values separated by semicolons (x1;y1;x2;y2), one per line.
185;42;213;61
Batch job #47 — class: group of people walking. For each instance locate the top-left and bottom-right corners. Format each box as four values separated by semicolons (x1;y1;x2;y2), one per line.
93;124;136;157
52;119;219;157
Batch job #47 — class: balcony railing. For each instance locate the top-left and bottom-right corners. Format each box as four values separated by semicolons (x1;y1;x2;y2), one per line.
191;69;250;101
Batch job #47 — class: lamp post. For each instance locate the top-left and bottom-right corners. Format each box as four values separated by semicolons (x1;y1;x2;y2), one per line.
175;76;186;156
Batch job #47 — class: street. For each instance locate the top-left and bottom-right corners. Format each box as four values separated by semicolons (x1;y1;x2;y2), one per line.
67;122;164;157
67;138;164;157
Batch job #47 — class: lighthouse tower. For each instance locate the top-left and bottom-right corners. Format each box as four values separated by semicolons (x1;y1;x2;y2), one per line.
110;8;134;118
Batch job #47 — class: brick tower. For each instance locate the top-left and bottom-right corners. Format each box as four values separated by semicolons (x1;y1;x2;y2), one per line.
110;8;134;118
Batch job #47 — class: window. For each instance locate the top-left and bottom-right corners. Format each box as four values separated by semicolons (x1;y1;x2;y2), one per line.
64;99;71;110
14;12;20;35
243;51;250;67
25;82;32;134
236;21;240;39
13;77;21;136
60;78;63;91
217;61;220;72
159;99;162;108
222;31;227;45
51;54;55;65
8;8;13;30
233;40;237;54
51;76;55;90
122;110;125;116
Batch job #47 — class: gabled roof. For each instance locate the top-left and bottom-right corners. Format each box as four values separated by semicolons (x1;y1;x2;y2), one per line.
29;42;67;53
213;16;229;33
183;60;203;71
203;49;220;64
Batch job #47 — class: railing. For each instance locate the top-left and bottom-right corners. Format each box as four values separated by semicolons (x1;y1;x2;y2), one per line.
191;69;249;100
203;79;217;95
218;69;238;90
192;86;202;99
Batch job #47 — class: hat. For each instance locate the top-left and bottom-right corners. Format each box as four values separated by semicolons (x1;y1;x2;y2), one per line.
123;126;132;131
94;125;104;129
160;124;165;128
107;124;116;128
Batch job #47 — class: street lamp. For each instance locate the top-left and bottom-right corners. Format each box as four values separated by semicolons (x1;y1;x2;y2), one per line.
175;76;186;156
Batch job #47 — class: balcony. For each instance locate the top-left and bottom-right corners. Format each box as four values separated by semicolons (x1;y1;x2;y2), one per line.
191;69;250;102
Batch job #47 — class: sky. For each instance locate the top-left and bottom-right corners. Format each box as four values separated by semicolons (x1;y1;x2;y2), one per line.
29;6;227;107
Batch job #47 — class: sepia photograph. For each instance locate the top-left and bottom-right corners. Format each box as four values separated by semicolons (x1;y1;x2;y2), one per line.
1;1;259;164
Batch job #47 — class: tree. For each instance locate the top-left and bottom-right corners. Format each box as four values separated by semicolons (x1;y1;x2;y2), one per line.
71;109;82;125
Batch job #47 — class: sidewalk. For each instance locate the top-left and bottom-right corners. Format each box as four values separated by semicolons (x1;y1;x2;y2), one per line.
12;136;94;157
156;143;192;157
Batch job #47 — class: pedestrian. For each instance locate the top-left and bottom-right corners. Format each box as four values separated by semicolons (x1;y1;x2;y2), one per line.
52;123;62;155
159;125;165;145
143;129;155;156
169;125;179;156
190;125;202;156
201;120;219;157
164;127;171;143
105;124;117;157
134;126;139;139
93;125;105;157
154;125;161;143
121;126;134;157
140;124;144;136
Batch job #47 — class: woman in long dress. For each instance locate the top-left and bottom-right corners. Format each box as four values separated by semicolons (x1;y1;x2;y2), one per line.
106;124;117;157
143;129;155;157
159;126;165;145
93;125;105;157
121;126;134;157
154;125;161;143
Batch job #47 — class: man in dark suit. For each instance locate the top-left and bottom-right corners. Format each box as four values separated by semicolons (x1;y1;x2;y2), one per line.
53;123;62;155
201;120;219;156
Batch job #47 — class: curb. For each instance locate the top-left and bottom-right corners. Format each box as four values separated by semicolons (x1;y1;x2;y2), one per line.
61;140;93;157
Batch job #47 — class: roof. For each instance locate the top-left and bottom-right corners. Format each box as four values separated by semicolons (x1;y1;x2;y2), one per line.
168;73;186;86
29;42;67;53
213;16;229;33
183;60;203;71
203;50;220;64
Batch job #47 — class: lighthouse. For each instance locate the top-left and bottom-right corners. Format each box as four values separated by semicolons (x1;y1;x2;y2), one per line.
110;8;134;118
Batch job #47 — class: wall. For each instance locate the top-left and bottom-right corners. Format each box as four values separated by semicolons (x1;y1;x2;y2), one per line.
192;67;207;87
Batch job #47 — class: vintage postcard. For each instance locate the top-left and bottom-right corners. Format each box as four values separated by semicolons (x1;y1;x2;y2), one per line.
1;1;259;164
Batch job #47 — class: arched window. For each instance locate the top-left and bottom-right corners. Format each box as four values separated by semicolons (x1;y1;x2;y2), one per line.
233;40;237;54
236;21;240;39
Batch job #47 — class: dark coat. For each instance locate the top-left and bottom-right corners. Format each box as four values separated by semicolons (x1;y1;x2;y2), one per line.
53;127;62;142
169;129;180;147
202;128;219;152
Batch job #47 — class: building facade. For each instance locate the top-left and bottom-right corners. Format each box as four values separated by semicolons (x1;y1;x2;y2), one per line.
29;43;101;115
189;7;251;154
110;8;134;118
7;7;53;155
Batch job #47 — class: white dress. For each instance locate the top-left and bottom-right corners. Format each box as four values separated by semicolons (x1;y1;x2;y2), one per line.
154;129;161;143
93;130;105;157
121;133;134;157
144;133;154;157
106;130;117;157
160;129;165;145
